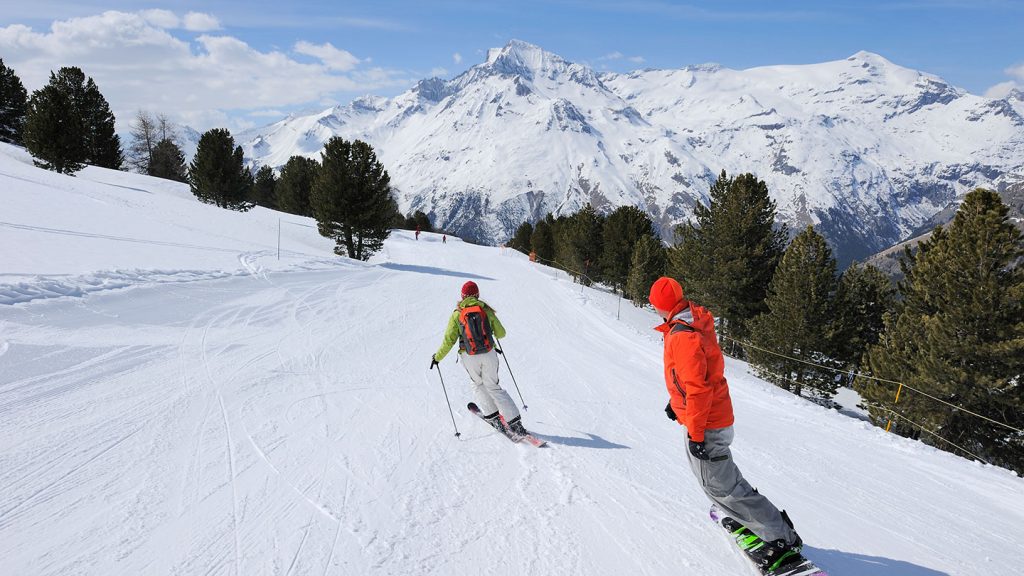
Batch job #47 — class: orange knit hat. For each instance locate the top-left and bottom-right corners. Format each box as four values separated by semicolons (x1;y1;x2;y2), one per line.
648;277;685;311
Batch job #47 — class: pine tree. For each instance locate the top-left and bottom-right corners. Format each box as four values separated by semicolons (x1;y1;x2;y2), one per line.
250;165;277;209
80;75;123;170
832;262;895;370
0;58;28;145
510;221;533;254
23;67;123;173
311;137;395;260
626;235;667;305
857;188;1023;472
276;155;319;216
556;204;604;284
188;128;253;211
749;225;840;399
24;77;85;173
530;215;555;262
668;171;786;340
601;205;656;293
149;138;187;182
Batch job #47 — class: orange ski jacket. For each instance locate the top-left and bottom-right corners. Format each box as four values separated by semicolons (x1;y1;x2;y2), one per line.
655;303;735;442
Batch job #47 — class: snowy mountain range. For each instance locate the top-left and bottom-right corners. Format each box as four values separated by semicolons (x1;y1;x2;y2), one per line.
239;40;1024;265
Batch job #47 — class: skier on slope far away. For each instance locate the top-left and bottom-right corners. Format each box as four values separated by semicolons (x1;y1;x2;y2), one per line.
649;276;804;568
430;281;531;437
415;224;421;240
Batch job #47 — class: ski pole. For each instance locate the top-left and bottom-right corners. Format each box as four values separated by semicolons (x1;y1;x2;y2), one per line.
495;338;528;410
433;365;461;437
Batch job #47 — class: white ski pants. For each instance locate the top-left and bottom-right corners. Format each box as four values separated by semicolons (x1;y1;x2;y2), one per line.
686;426;799;544
460;350;520;421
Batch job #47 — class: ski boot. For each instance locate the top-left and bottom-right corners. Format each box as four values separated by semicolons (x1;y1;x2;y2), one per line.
482;411;508;433
746;511;803;573
505;416;530;440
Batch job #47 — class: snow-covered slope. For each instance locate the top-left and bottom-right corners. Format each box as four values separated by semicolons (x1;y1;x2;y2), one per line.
240;41;1024;265
1;144;1022;575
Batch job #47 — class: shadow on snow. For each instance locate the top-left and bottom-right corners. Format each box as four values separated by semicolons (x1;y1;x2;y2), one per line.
533;431;630;450
379;262;495;281
807;546;950;576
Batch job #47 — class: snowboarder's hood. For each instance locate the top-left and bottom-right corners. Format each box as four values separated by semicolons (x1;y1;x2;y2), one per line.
654;303;713;333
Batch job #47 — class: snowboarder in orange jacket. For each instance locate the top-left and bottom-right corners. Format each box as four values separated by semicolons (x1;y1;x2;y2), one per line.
649;276;802;568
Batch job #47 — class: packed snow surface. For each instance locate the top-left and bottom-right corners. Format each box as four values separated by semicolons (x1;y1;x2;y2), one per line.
1;143;1021;575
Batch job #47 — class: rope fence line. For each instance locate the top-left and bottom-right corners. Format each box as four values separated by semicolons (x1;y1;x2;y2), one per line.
718;333;1023;435
747;364;995;464
876;407;993;465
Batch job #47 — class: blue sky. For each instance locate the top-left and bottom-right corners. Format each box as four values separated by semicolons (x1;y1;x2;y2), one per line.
1;0;1022;132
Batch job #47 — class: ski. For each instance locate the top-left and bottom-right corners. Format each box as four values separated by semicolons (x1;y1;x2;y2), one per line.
467;402;547;447
709;506;827;576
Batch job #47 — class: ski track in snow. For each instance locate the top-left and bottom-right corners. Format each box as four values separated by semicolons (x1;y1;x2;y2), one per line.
0;233;1021;575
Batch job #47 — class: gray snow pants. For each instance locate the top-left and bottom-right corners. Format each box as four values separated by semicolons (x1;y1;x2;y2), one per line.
686;426;798;544
461;349;520;421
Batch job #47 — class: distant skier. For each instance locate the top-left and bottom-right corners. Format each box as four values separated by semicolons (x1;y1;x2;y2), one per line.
442;234;447;244
430;281;531;437
648;276;803;568
415;224;421;240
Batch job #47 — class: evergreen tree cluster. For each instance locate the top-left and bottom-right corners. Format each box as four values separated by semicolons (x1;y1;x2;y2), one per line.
508;203;666;301
402;210;434;233
21;66;123;173
856;188;1023;473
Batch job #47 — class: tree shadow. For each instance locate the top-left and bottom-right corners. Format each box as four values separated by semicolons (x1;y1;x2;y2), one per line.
807;546;950;576
532;431;630;450
379;263;495;280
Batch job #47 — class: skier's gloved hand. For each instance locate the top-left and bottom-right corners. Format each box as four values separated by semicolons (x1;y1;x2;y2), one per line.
429;355;439;370
665;402;677;421
687;436;710;460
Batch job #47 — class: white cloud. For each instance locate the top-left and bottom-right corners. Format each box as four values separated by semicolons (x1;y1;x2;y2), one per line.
597;51;644;65
182;12;221;32
0;11;411;133
984;81;1017;99
140;9;180;29
294;40;360;71
429;67;448;77
1007;63;1024;81
247;109;287;117
453;52;462;64
984;63;1024;98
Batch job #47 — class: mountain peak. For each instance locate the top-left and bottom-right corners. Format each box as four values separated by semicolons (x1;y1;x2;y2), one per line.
484;39;571;80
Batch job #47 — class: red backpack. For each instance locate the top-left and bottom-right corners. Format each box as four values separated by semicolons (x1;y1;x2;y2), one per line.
458;305;495;355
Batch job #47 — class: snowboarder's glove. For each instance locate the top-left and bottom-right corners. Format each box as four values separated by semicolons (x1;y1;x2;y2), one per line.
665;402;677;421
429;355;439;370
688;437;710;461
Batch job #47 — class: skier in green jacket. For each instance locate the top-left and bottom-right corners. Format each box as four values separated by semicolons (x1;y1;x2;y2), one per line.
430;281;530;437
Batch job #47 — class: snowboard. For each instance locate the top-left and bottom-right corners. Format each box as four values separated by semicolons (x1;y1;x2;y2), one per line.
709;506;827;576
467;402;547;447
